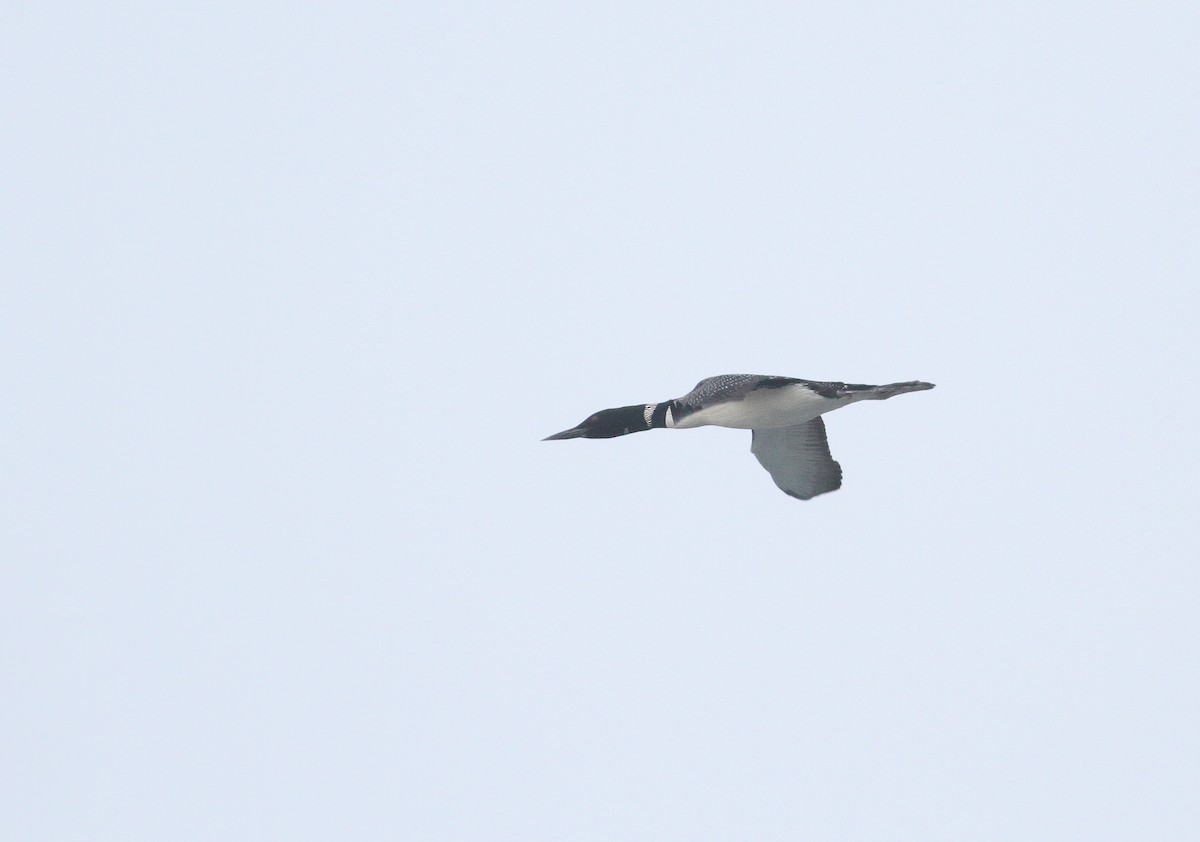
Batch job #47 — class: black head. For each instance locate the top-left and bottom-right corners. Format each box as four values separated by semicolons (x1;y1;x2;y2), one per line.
543;404;649;440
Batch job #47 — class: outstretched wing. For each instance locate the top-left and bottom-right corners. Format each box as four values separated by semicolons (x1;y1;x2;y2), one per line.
677;374;801;408
750;417;843;500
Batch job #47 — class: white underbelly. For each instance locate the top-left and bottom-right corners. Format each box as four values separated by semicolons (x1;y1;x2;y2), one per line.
673;386;846;430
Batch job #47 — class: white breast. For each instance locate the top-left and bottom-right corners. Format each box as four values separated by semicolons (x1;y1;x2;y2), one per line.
674;384;847;430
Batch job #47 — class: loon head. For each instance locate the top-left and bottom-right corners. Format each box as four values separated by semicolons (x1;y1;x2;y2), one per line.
543;404;648;440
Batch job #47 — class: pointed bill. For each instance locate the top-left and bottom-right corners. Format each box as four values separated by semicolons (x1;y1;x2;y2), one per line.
543;427;588;441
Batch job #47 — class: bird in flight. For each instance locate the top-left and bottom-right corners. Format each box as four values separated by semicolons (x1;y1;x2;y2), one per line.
544;374;934;500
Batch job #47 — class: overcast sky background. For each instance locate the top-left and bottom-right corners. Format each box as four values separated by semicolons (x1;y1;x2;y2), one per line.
4;2;1199;840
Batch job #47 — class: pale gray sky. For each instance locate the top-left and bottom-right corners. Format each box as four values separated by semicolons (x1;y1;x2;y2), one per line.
4;2;1198;840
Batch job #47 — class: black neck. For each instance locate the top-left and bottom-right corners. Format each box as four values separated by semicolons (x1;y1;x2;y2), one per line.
649;401;672;429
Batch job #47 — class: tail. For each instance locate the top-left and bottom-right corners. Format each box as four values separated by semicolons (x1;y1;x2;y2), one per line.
856;380;935;400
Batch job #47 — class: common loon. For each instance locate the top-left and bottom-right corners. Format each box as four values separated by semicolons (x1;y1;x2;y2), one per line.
544;374;935;500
